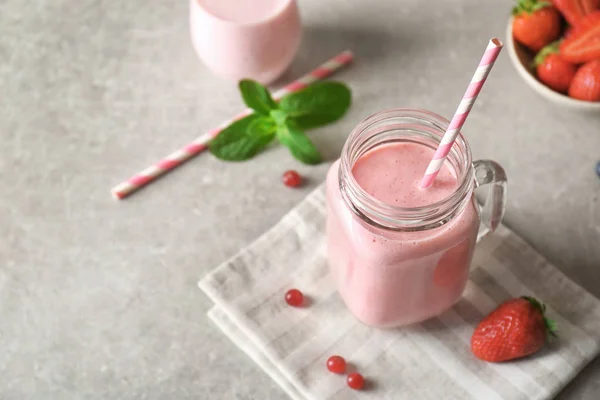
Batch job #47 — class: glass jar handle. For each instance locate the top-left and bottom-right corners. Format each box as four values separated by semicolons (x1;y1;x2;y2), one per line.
473;160;507;242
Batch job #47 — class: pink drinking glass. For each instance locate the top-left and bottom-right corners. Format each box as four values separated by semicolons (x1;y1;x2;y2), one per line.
189;0;302;84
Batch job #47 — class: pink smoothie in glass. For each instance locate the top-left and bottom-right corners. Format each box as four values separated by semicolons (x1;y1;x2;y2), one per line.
326;142;480;327
190;0;301;84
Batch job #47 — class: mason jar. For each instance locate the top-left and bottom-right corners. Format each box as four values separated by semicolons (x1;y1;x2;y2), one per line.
326;108;507;328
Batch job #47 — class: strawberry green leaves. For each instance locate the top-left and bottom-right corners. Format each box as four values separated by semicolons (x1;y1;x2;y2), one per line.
208;79;351;164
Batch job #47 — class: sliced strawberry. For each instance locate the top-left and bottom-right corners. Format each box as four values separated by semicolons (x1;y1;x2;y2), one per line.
560;11;600;63
583;0;600;13
553;0;600;26
571;8;600;30
569;59;600;101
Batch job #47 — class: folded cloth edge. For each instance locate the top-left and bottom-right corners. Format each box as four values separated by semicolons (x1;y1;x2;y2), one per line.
208;307;305;400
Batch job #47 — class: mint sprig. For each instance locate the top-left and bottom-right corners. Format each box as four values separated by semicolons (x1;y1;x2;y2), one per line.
277;120;322;165
208;114;276;161
239;80;278;116
208;79;352;164
279;82;352;130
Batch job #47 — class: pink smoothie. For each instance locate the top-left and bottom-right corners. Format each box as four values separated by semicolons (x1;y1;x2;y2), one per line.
190;0;301;84
326;142;480;327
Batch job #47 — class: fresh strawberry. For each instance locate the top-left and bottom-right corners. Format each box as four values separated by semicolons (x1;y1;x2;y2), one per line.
560;11;600;63
471;297;557;363
553;0;600;26
535;42;578;92
569;59;600;100
512;0;562;52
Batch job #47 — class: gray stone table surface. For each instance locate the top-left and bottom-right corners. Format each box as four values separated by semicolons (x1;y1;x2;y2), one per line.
2;0;600;398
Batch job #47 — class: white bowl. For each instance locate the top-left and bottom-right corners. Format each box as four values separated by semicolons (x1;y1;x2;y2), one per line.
506;19;600;112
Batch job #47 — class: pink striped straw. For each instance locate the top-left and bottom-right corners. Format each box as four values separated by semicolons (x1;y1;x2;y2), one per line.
420;38;503;188
111;50;354;200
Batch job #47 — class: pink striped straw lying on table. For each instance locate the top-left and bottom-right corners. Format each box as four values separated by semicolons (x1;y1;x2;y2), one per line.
420;38;503;188
111;50;354;200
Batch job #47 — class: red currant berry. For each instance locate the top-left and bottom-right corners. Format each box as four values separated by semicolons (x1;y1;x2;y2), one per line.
326;355;346;374
347;373;365;390
282;170;302;188
285;289;304;307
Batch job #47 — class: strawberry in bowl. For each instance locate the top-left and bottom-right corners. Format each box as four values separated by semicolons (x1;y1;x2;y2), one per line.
560;11;600;63
512;0;562;52
508;0;600;109
569;59;600;100
554;0;600;26
535;41;577;92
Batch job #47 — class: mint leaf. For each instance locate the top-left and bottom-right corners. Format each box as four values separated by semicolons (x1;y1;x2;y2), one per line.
248;116;276;136
276;121;321;165
279;82;351;130
239;80;278;116
209;80;351;164
208;114;276;161
269;109;288;126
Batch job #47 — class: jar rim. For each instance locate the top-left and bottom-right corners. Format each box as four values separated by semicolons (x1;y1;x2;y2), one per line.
339;108;474;231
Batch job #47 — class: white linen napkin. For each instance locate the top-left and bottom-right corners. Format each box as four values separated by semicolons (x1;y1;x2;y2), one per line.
199;186;600;400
